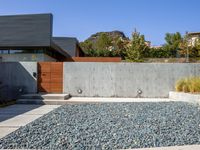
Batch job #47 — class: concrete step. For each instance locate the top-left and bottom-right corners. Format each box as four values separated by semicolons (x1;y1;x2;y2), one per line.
20;94;70;100
16;99;70;105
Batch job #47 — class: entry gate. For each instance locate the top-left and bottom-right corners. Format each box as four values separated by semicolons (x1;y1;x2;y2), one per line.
38;62;63;93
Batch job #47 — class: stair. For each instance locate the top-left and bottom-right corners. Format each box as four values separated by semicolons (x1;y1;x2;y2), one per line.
16;94;71;105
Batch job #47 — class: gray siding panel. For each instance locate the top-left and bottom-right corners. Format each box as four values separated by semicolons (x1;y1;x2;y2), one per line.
0;14;52;47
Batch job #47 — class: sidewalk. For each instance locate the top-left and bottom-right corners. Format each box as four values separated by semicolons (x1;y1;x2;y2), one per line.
0;104;60;138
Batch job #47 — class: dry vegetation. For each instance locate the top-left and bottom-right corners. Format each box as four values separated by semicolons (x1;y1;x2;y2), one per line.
175;77;200;93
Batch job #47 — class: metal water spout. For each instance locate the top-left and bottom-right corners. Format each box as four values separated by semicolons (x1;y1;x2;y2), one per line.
137;89;142;98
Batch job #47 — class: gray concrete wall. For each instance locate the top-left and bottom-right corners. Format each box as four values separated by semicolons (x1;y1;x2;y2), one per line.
0;62;37;103
63;63;200;98
0;54;56;62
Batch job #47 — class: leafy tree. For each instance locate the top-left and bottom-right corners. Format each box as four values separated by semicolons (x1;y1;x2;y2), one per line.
163;32;182;57
95;33;112;51
125;30;148;62
111;36;129;59
80;33;127;57
178;35;188;57
83;49;97;57
80;40;95;56
147;47;171;58
80;40;93;50
194;40;200;56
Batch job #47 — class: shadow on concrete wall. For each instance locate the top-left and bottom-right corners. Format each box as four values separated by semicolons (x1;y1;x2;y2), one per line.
0;62;37;105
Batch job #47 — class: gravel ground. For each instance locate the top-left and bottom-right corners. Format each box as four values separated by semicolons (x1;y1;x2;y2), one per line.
0;102;200;149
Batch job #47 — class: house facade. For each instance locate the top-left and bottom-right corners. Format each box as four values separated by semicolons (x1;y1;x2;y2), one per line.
188;32;200;47
0;13;84;62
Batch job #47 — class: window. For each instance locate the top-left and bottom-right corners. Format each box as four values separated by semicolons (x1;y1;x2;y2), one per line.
0;49;44;54
0;49;61;59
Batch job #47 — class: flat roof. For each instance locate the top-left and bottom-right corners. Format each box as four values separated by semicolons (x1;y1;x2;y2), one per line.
0;13;53;47
188;32;200;36
0;13;53;17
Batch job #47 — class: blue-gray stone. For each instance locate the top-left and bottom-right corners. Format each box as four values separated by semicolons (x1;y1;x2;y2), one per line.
0;102;200;149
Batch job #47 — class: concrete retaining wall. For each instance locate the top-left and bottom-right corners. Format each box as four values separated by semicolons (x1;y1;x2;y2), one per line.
0;62;37;103
63;63;200;98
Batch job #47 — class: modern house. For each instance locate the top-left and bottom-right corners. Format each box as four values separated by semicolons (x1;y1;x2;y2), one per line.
0;13;84;62
0;13;121;98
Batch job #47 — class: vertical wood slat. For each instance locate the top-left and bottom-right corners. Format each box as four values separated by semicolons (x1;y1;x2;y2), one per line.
50;62;63;93
38;62;63;93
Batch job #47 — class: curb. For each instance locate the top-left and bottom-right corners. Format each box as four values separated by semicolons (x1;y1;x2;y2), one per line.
169;91;200;105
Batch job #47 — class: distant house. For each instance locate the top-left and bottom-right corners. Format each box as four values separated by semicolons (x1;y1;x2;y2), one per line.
145;41;151;47
188;32;200;47
0;13;84;62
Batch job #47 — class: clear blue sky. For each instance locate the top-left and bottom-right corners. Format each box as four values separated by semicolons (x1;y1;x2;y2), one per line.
0;0;200;45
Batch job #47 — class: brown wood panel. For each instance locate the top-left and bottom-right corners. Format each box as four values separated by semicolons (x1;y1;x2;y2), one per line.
38;62;63;93
51;62;63;72
38;83;51;93
50;83;63;93
50;72;63;83
38;72;51;82
38;62;51;73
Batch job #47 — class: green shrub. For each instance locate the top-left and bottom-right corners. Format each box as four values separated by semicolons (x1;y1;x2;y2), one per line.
175;77;200;93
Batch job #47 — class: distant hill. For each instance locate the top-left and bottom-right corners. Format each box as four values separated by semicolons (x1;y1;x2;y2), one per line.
85;30;128;43
80;30;129;57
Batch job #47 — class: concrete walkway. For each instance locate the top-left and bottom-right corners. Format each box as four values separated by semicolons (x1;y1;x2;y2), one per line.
0;104;60;138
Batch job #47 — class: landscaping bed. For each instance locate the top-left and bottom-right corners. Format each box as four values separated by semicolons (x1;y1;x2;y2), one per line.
0;102;200;149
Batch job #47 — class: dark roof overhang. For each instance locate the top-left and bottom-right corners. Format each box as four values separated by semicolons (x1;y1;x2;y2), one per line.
52;37;84;57
50;40;71;58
